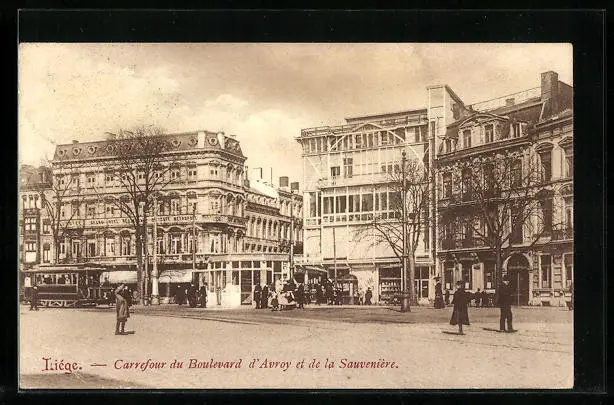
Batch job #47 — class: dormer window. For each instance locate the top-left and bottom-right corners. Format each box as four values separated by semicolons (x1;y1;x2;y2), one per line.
485;124;494;143
462;130;472;148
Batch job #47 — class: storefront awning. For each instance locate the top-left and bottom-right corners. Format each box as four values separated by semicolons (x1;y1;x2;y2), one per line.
159;269;193;283
294;265;328;274
101;271;138;284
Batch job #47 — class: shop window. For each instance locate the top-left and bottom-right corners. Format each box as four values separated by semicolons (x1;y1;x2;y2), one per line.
484;262;495;289
540;254;552;288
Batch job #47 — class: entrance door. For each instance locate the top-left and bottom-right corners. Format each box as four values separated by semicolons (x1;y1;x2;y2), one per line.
507;254;530;306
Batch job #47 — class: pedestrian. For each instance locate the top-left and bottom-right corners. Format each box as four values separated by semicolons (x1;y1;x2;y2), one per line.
187;283;197;308
365;287;373;305
176;284;185;305
261;283;269;309
358;287;364;305
450;281;470;335
296;282;305;309
496;275;515;333
474;288;482;307
434;277;445;309
199;284;208;308
315;283;323;305
115;284;130;335
29;285;39;311
481;290;488;307
444;288;450;306
253;284;262;309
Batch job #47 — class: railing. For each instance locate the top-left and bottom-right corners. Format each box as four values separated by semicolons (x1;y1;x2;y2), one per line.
552;227;573;241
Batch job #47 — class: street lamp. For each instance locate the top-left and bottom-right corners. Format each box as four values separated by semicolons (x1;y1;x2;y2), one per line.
400;150;411;312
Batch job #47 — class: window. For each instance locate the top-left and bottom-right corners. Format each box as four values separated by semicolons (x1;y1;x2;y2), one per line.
443;173;452;198
461;168;472;201
210;168;218;176
59;242;66;255
540;151;552;182
72;240;81;257
330;166;341;178
485;124;494;143
121;236;131;256
210;199;220;214
564;254;573;288
511;159;522;188
564;197;573;230
445;138;453;153
483;164;495;195
354;134;362;149
43;245;50;262
540;197;553;235
137;171;145;181
24;217;36;231
171;168;181;180
512;122;522;138
87;206;96;217
361;194;373;211
25;242;36;251
87;175;96;186
484;262;495;289
463;130;471;148
563;148;573;178
188;168;198;179
510;204;523;244
540;254;552;288
105;173;114;183
43;222;50;234
323;197;333;214
335;196;347;213
171;199;180;214
343;158;353;178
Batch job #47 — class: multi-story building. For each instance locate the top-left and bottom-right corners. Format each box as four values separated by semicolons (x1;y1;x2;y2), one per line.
296;109;436;304
298;70;573;306
434;71;573;306
18;165;53;289
29;130;302;307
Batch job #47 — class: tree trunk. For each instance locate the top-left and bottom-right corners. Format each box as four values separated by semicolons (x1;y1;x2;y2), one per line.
495;246;503;289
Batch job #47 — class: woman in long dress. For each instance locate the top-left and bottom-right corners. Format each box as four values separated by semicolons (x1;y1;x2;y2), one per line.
434;278;445;309
449;281;470;334
115;284;130;335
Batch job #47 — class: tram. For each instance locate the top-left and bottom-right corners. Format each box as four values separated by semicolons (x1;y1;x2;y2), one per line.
23;264;116;308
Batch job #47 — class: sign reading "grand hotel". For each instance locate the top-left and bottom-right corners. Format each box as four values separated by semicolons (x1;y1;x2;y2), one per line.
66;214;246;228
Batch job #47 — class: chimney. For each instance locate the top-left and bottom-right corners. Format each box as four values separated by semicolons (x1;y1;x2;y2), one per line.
505;98;515;107
290;182;300;192
541;71;559;115
279;176;289;188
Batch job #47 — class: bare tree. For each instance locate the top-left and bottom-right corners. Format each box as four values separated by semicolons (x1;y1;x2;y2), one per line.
38;162;86;263
357;156;430;306
438;149;562;287
101;126;173;304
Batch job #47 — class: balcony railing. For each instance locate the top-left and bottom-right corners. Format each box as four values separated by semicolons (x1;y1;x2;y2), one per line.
440;238;485;250
552;227;573;241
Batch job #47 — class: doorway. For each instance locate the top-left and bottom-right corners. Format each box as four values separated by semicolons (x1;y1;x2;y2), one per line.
506;254;530;306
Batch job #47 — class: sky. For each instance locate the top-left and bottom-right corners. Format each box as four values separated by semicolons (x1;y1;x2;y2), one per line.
18;43;572;183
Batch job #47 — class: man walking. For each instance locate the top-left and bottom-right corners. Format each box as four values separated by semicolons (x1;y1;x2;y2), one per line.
253;283;262;309
497;275;516;333
199;284;208;308
29;285;39;311
115;284;130;335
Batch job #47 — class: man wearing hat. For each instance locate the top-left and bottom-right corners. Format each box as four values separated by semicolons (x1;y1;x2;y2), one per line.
496;275;516;332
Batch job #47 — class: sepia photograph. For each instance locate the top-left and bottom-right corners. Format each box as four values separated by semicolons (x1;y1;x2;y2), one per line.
18;43;574;389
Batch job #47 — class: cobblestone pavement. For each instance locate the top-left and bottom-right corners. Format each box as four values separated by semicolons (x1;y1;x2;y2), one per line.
19;305;573;389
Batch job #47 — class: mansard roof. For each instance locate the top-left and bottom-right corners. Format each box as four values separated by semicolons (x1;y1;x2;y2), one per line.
52;130;244;162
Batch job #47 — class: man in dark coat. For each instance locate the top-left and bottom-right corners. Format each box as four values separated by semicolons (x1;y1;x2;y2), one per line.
364;287;373;305
199;284;208;308
115;284;130;335
260;284;269;309
176;284;185;305
496;275;515;332
434;278;445;309
187;283;197;308
296;282;305;309
444;288;450;306
253;284;262;309
29;285;39;311
450;281;470;334
474;288;482;307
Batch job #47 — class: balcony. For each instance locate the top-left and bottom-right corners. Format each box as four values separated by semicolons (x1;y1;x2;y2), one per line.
440;238;485;251
552;227;573;241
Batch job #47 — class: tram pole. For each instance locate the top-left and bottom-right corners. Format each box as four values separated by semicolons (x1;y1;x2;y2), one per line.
151;200;159;305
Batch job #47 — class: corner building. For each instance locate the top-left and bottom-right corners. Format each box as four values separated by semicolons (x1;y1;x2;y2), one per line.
47;130;302;307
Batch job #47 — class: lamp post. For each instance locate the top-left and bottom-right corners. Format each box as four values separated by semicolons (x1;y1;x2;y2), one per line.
151;199;159;305
400;150;411;312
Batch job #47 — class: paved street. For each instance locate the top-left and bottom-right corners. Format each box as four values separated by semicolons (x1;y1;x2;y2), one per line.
19;304;573;389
